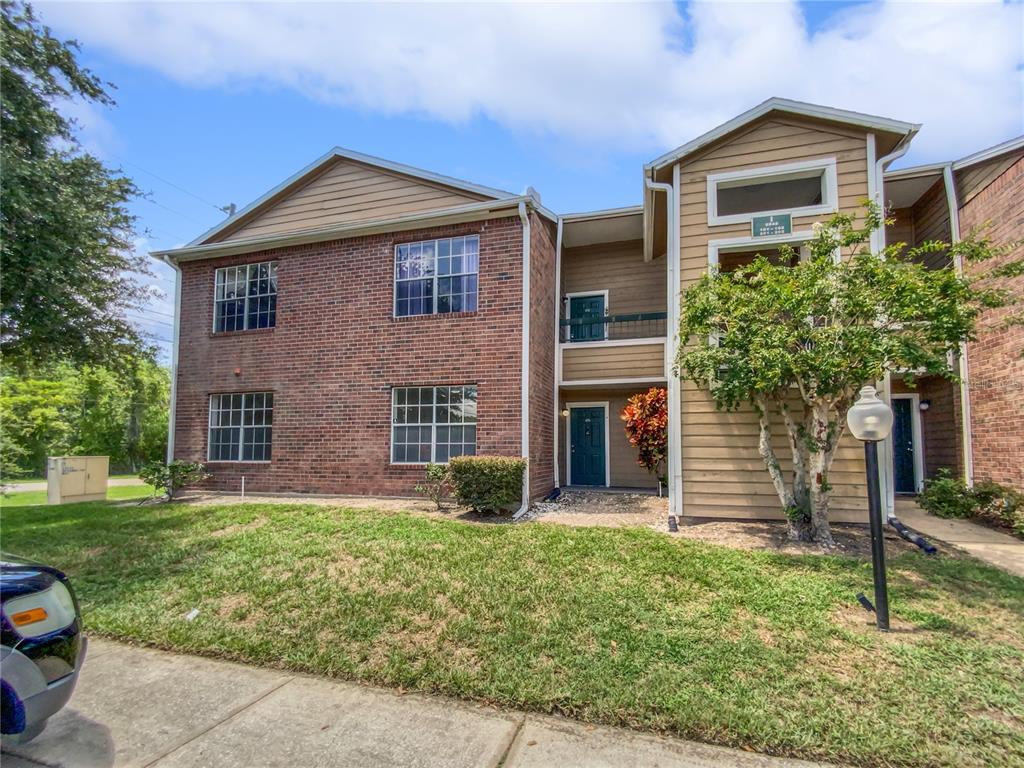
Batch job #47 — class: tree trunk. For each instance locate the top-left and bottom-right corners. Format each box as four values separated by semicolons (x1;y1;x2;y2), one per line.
754;397;795;512
780;401;812;540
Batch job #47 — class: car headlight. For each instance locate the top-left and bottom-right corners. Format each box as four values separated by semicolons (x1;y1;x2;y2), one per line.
3;581;77;639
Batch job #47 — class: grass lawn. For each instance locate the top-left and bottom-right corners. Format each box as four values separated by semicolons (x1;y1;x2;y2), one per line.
0;484;157;507
1;501;1021;767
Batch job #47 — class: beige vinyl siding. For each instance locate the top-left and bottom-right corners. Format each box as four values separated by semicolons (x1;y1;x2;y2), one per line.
558;389;660;489
220;158;486;242
562;344;665;382
956;151;1022;207
886;207;915;253
676;115;871;521
561;240;666;317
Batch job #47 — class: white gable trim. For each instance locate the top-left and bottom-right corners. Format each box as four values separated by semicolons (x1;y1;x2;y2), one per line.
645;97;919;172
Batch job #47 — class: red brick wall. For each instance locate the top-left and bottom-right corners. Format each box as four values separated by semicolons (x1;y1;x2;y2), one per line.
528;213;557;499
173;216;530;497
960;157;1024;491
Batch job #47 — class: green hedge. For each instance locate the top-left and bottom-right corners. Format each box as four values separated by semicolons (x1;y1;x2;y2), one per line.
447;456;526;514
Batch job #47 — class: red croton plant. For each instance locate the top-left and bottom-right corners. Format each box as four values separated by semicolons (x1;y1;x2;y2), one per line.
621;387;668;480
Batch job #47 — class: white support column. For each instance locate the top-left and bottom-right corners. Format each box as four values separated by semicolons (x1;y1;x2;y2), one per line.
668;164;684;519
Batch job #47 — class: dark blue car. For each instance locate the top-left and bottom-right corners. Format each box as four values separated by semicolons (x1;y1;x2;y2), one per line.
0;554;87;743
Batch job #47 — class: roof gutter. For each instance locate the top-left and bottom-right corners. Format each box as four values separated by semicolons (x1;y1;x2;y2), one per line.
512;200;532;520
871;128;917;518
942;163;974;487
645;172;682;524
154;195;553;263
152;251;182;465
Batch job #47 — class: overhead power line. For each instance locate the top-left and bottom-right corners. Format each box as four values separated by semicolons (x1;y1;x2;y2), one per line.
115;154;228;213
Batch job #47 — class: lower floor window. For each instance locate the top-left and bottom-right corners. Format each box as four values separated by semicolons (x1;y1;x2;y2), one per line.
208;392;274;461
392;385;477;463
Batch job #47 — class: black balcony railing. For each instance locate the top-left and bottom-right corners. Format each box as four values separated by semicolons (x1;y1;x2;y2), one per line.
559;311;667;343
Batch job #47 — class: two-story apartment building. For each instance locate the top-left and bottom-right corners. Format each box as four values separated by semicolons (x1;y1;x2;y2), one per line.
154;97;1023;521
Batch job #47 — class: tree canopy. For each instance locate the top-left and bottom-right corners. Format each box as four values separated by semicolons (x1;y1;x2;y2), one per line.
1;1;150;370
676;204;1017;545
0;356;169;479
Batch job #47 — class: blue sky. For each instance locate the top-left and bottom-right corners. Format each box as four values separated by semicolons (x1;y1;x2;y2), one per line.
37;1;1024;360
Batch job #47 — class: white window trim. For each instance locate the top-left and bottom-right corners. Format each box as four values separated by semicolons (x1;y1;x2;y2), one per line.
563;290;610;341
206;392;273;463
212;260;278;333
392;235;480;319
706;157;839;226
389;385;477;466
890;393;925;494
564;401;610;488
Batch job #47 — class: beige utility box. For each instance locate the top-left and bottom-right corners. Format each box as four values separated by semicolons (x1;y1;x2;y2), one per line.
47;456;109;505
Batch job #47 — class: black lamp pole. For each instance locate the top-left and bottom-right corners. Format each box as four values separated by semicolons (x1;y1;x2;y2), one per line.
863;439;890;631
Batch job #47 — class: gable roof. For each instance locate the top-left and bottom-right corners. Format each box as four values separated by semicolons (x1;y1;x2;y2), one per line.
645;97;920;172
190;146;517;246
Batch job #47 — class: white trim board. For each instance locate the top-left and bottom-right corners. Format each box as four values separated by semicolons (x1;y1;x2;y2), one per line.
560;376;667;388
705;157;838;227
707;230;816;269
564;401;611;488
560;337;666;350
890;393;925;494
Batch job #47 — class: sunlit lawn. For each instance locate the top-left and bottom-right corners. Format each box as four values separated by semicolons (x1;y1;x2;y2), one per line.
0;484;156;507
2;500;1022;767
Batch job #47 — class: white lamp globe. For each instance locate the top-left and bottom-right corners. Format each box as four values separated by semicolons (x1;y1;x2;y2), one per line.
847;385;894;442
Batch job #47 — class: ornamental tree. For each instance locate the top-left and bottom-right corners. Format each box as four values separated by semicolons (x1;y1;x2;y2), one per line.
676;203;1018;546
621;387;668;484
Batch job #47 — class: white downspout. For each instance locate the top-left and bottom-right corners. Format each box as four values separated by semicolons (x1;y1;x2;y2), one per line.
552;216;563;487
873;134;914;517
645;173;681;523
943;163;974;487
513;201;532;519
155;253;182;464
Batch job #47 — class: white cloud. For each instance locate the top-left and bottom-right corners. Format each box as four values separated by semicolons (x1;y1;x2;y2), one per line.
39;1;1023;163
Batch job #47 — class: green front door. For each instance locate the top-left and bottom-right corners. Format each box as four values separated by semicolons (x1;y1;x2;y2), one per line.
892;398;917;493
568;295;606;341
570;407;606;486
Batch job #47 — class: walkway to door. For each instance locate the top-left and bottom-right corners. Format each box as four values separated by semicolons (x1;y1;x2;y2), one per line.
895;497;1024;577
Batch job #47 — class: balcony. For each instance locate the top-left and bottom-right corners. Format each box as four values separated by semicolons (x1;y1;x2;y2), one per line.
559;311;667;386
559;311;667;344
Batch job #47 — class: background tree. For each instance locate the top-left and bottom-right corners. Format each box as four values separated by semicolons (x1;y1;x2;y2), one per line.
0;356;169;477
621;387;668;488
676;204;1017;546
1;1;150;370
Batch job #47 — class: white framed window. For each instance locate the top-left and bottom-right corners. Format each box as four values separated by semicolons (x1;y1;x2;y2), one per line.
208;392;274;462
391;385;477;464
214;261;278;332
706;157;838;226
394;236;479;317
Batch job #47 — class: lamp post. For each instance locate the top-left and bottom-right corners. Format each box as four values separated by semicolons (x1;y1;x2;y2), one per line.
847;385;894;631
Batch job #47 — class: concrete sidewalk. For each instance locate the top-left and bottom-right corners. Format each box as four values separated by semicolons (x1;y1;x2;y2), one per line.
895;498;1024;577
2;639;827;768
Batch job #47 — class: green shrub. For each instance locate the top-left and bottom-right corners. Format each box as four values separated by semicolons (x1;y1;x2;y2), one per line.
973;479;1024;536
919;469;975;519
415;463;451;510
447;456;526;514
920;469;1024;539
140;460;211;501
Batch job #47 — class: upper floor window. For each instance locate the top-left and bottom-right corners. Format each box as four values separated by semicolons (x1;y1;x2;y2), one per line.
214;261;278;332
395;236;479;317
706;158;838;226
